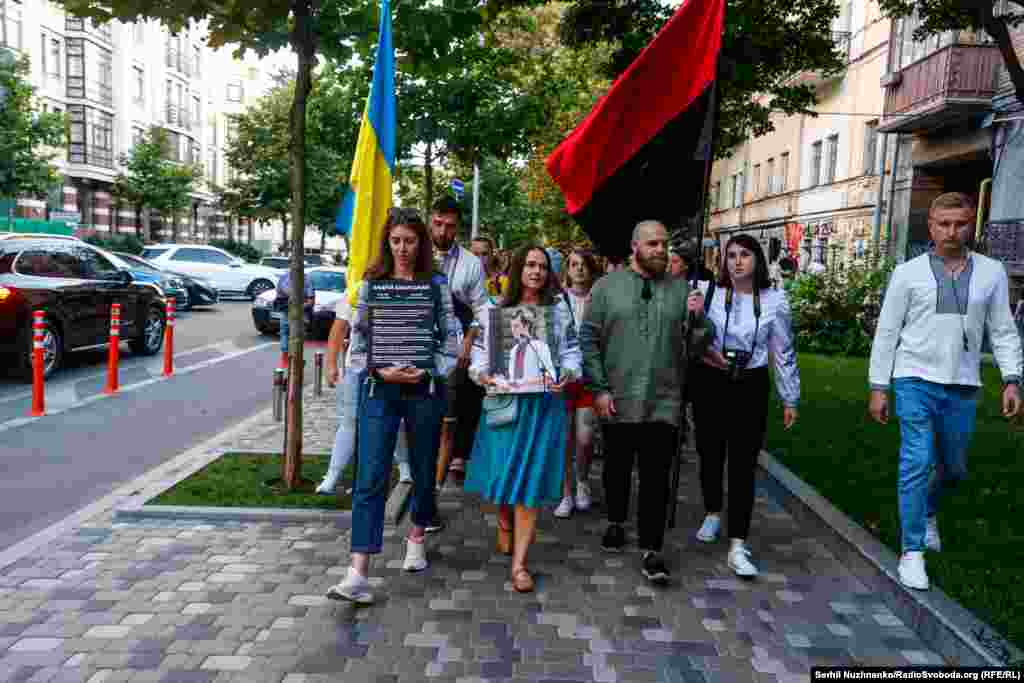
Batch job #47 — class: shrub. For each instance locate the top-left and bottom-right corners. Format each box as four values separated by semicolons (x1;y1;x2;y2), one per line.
83;233;146;255
786;248;894;357
209;238;262;263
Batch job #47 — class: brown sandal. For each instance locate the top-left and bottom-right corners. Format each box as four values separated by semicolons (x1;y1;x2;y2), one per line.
496;522;513;555
511;567;534;593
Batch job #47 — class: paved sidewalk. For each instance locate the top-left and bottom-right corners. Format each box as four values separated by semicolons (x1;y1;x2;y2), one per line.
0;381;947;683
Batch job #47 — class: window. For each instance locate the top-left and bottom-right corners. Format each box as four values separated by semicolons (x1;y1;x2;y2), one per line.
1;0;23;50
68;105;114;168
192;45;200;77
170;247;210;262
15;248;84;278
766;158;775;194
165;80;173;122
65;39;112;105
226;79;243;103
141;248;169;260
810;141;822;188
191;96;200;127
731;172;744;208
203;249;233;265
208;152;217;184
779;152;789;192
863;121;879;175
50;38;61;79
133;66;144;103
76;246;118;279
825;134;839;184
752;164;761;198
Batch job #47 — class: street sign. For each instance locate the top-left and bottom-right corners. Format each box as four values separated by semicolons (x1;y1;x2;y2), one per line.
450;178;464;200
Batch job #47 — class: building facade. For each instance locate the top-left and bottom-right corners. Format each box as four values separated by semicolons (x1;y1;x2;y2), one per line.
709;0;894;277
1;0;267;244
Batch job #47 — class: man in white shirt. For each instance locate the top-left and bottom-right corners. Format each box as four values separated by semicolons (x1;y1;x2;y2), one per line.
869;192;1022;591
430;197;488;482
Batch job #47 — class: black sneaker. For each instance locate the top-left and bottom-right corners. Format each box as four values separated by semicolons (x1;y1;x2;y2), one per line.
641;551;670;584
424;517;445;534
601;524;626;552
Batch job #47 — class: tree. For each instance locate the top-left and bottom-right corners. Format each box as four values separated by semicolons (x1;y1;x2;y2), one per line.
547;0;847;155
114;126;199;241
0;51;66;200
876;0;1024;108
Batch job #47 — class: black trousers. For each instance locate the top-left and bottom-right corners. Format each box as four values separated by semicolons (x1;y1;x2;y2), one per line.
446;365;485;463
602;421;677;552
691;363;770;540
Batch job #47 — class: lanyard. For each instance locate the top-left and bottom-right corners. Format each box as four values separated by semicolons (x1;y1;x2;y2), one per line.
722;287;762;356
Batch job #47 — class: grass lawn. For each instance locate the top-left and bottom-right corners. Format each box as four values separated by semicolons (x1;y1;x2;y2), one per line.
765;354;1024;654
149;452;367;511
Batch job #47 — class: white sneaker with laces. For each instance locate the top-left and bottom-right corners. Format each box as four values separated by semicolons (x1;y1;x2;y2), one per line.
727;539;759;578
575;481;592;511
925;516;941;552
403;538;428;572
696;514;721;543
554;496;574;519
398;462;413;484
898;551;929;590
326;567;374;604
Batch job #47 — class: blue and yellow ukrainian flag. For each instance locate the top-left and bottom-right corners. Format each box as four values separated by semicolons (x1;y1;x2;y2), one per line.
338;0;395;305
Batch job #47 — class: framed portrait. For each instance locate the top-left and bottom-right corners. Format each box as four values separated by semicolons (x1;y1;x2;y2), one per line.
484;304;562;395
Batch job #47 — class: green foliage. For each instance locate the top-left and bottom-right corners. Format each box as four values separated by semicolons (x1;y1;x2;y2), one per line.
786;250;895;357
546;0;847;156
209;238;262;263
114;126;200;239
83;233;146;255
0;52;67;199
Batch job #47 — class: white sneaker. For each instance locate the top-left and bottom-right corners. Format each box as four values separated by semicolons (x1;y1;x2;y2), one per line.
326;567;374;604
898;551;929;590
728;540;759;578
575;481;592;511
696;514;721;543
402;538;428;572
398;462;413;484
554;496;574;518
925;516;941;552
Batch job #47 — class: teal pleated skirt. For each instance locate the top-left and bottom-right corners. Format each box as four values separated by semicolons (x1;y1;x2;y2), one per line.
464;392;567;508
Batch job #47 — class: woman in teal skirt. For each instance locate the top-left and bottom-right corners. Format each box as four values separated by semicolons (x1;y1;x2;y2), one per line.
465;244;582;593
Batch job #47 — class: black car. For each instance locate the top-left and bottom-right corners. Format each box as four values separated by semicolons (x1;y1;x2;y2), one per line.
0;236;167;379
113;252;219;310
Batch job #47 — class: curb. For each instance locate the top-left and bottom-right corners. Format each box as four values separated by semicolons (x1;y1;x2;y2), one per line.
758;450;1023;667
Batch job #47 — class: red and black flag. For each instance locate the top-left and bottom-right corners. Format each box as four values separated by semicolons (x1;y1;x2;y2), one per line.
546;0;725;258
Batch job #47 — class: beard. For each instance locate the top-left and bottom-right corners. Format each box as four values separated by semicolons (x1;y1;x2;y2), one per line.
432;234;455;253
635;251;667;277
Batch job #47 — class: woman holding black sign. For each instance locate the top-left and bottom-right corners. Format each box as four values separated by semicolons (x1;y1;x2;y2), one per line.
326;209;461;605
465;244;582;593
692;234;800;579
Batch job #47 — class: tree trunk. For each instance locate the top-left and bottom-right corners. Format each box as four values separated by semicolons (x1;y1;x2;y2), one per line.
170;213;178;242
320;226;327;253
281;214;290;253
283;0;318;491
424;139;434;213
247;217;254;244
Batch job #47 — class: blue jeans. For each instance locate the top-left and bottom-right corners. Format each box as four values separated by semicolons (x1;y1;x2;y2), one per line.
351;371;446;554
893;377;978;552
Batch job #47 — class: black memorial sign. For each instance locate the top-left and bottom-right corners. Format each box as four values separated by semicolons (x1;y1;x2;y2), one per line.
367;280;436;371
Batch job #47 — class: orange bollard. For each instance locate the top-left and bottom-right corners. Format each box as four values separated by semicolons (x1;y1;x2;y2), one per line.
104;303;121;394
162;297;175;377
29;310;45;416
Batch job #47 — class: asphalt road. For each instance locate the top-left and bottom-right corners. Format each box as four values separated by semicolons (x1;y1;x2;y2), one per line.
0;300;323;553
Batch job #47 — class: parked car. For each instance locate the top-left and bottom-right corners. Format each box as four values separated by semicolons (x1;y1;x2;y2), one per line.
140;244;279;299
0;235;167;379
113;252;219;310
251;266;346;339
108;252;189;310
259;257;290;273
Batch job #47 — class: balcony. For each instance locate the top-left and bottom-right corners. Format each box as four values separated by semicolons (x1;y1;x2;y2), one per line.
879;44;1000;133
788;32;851;87
165;47;194;77
164;105;192;131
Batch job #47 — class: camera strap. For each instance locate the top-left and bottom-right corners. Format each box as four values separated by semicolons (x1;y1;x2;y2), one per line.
722;286;762;360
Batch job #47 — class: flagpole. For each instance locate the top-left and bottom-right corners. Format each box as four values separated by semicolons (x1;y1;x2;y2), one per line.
668;76;722;530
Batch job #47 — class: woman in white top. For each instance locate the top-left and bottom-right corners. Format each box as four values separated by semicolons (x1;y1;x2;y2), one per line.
693;234;800;579
554;248;601;518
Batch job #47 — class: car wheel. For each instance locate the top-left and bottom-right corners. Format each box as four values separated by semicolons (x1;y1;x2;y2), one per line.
130;307;166;356
17;318;63;381
255;324;272;336
179;290;193;311
247;279;274;299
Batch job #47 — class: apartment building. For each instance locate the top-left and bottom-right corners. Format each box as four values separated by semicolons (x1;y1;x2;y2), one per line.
709;0;893;274
0;0;265;243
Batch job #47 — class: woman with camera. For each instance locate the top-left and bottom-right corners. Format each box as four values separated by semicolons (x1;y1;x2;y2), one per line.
692;234;800;578
325;209;461;605
465;244;582;593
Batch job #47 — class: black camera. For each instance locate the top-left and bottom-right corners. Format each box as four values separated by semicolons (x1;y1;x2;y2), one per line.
723;348;752;381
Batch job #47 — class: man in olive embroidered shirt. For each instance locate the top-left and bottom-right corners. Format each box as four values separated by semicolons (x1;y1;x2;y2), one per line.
581;220;714;584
